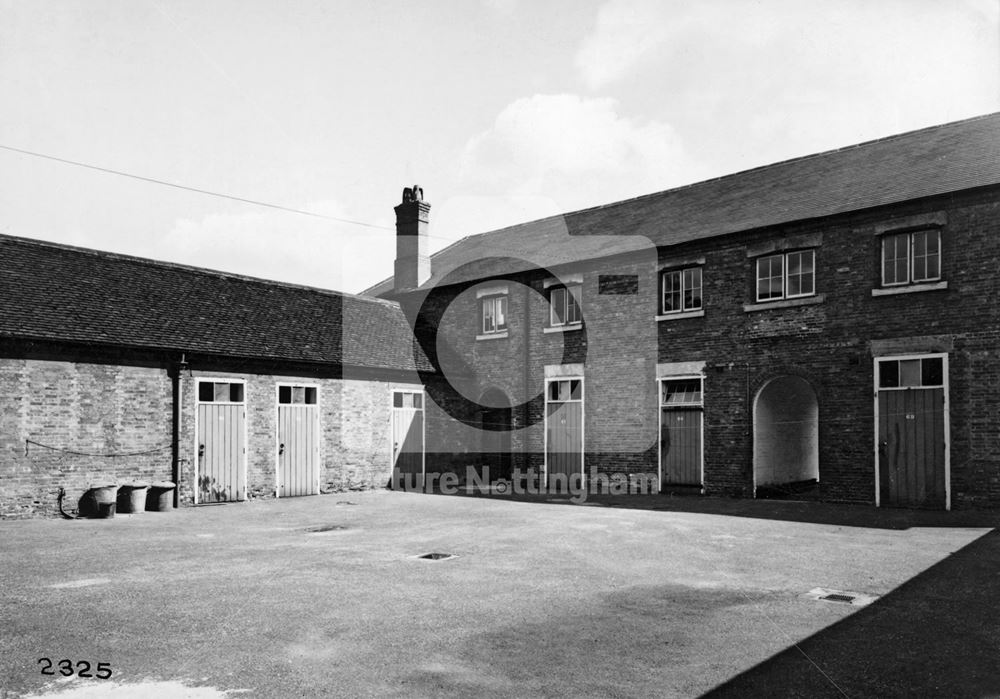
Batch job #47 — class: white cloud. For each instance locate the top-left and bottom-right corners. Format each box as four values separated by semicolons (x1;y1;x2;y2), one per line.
576;1;999;120
575;0;676;91
456;93;700;228
155;200;394;294
574;0;999;174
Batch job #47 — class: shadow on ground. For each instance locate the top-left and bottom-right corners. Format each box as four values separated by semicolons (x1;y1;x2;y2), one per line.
443;489;1000;530
700;528;1000;698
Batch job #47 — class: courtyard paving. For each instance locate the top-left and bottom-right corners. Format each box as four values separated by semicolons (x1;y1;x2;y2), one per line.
1;491;997;698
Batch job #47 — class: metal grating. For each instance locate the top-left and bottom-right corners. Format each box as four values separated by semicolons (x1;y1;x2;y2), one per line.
821;593;856;603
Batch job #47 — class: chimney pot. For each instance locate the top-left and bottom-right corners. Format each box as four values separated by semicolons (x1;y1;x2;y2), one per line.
393;185;431;291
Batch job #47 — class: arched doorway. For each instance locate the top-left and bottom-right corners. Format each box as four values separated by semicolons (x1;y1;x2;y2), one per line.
753;376;819;497
479;388;512;481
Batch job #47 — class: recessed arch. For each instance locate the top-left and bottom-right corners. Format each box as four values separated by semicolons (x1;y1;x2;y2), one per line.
753;375;819;496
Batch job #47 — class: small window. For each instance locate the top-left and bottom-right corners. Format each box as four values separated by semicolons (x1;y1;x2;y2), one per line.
547;379;582;402
278;385;317;404
199;381;244;403
549;285;582;327
481;295;508;335
661;268;702;314
660;379;702;406
878;357;944;388
881;229;941;286
393;391;423;409
756;250;815;302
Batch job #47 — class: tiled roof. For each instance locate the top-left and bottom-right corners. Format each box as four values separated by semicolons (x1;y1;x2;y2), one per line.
366;112;1000;295
0;235;433;373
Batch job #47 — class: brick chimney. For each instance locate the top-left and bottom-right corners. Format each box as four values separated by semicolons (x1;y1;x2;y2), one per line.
393;185;431;291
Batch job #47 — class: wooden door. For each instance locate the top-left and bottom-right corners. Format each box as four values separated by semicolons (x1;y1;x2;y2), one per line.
480;405;512;481
197;381;246;503
546;378;583;485
392;390;424;481
661;408;702;486
278;385;318;497
878;388;945;508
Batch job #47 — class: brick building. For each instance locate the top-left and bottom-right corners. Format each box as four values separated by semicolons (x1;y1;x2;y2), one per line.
369;113;1000;510
0;238;443;518
3;113;999;517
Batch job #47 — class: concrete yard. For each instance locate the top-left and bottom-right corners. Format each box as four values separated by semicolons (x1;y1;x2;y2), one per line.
1;492;998;698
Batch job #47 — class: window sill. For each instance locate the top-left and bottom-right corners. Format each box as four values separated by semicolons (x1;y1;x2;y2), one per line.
656;309;705;322
743;293;825;313
871;281;948;297
543;323;583;334
476;331;509;341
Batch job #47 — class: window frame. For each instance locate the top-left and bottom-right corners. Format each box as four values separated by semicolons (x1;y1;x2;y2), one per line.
755;249;816;303
277;383;319;405
880;228;942;288
480;294;508;335
660;267;703;315
548;283;582;328
197;379;246;404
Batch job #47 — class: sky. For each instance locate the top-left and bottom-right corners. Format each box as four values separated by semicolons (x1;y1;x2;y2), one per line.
1;0;998;294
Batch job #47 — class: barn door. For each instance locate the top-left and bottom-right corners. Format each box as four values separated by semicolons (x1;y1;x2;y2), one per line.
660;378;703;487
392;389;424;482
277;385;319;497
876;356;947;509
545;378;583;486
196;380;246;503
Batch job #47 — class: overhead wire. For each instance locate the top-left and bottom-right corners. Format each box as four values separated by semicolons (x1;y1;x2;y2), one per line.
0;144;393;230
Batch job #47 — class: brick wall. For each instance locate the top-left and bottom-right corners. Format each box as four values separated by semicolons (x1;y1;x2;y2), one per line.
407;187;1000;508
177;371;422;505
0;359;174;519
1;357;425;517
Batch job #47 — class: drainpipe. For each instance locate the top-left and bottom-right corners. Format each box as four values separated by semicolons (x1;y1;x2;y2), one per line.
523;278;531;480
171;353;188;508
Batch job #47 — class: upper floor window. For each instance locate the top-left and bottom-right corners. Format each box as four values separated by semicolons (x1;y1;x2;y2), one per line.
481;295;508;335
881;229;940;287
661;267;702;314
549;284;582;327
756;250;815;302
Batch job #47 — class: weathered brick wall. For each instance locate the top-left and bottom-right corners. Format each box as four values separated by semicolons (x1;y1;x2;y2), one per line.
0;359;174;519
0;358;426;517
411;187;1000;507
178;371;422;505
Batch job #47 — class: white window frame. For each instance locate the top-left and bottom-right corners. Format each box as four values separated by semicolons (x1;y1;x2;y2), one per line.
548;284;582;328
274;382;321;499
872;353;950;510
542;376;585;483
657;375;705;492
193;377;248;506
660;267;703;315
880;229;942;287
756;249;815;302
480;294;508;335
389;386;426;482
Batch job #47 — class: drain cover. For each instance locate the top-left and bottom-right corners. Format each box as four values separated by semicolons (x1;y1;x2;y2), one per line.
417;552;457;561
305;524;348;533
804;587;878;607
821;593;856;603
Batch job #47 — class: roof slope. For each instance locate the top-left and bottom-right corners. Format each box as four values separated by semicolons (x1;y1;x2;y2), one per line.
0;235;432;373
367;112;1000;295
